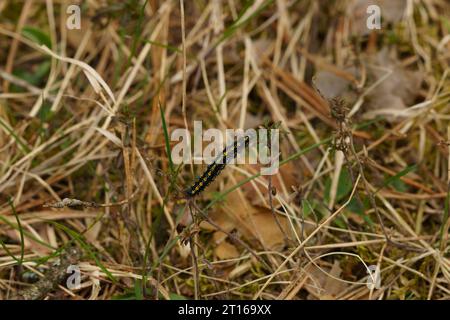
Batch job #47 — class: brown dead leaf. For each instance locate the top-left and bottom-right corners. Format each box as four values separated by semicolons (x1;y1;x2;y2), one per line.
199;208;235;233
305;262;348;300
212;230;228;244
323;260;347;297
363;49;423;120
312;67;359;101
214;241;239;260
313;48;423;121
237;207;290;250
206;182;291;250
241;161;299;207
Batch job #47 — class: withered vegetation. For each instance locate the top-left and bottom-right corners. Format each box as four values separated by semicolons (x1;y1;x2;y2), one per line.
0;0;449;300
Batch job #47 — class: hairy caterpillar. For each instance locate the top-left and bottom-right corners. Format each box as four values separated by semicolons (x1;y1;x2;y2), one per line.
185;135;251;197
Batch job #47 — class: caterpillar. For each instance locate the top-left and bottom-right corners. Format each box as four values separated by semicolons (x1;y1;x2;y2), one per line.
185;135;251;198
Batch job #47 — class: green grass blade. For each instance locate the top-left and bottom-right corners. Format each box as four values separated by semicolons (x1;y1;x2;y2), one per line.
376;164;418;194
48;220;117;283
215;0;274;47
0;117;30;154
0;215;54;250
9;198;24;265
159;102;174;173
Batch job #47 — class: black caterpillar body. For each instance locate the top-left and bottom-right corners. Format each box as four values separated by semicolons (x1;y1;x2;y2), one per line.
185;136;250;197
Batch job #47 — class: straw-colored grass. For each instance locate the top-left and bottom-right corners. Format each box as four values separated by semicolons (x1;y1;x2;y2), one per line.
0;0;449;300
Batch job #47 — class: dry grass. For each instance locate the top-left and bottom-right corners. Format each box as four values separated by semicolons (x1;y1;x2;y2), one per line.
0;0;449;300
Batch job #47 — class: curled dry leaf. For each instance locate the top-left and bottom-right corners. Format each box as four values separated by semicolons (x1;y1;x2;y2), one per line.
362;49;423;120
202;176;292;251
313;48;423;121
